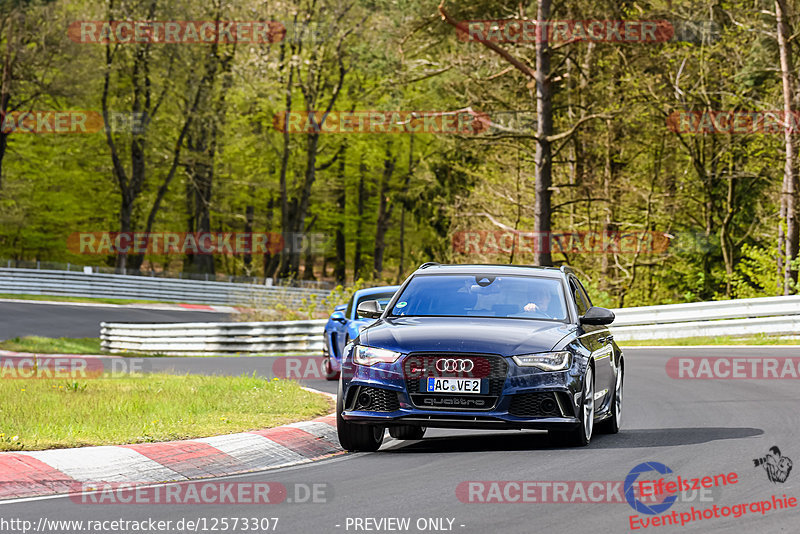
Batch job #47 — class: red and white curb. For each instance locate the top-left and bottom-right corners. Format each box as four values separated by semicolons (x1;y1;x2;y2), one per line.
0;414;341;502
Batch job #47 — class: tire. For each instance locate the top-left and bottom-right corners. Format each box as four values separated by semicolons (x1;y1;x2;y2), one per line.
336;381;384;452
597;362;623;434
389;425;426;440
549;364;595;447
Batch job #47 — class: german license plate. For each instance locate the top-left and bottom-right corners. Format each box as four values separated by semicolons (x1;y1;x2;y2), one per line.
424;377;483;394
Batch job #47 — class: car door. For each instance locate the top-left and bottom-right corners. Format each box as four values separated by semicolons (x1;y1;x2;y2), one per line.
329;299;352;359
569;277;613;409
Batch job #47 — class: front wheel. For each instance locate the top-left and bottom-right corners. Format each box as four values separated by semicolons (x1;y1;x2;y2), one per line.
336;381;384;452
597;362;622;434
550;364;594;447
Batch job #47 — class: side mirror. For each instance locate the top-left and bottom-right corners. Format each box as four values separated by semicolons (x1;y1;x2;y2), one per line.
330;311;347;324
357;299;383;319
579;306;615;326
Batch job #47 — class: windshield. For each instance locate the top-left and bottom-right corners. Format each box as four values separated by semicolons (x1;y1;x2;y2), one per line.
353;291;397;319
388;274;568;321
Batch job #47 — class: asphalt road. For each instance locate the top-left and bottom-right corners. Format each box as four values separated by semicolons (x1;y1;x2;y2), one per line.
2;346;800;533
0;300;230;339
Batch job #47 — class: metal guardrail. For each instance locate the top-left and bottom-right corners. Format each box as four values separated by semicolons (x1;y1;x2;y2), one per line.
101;320;326;354
609;295;800;341
0;268;329;307
99;295;800;355
0;258;335;289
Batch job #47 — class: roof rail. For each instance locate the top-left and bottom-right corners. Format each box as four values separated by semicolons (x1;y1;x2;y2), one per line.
559;265;575;275
419;262;441;269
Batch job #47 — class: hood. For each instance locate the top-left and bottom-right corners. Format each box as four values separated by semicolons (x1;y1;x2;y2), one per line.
361;316;575;356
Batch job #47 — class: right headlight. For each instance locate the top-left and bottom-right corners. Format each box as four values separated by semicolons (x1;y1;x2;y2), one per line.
512;351;572;371
353;345;402;366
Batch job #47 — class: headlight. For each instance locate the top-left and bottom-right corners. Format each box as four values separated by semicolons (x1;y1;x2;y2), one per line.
353;345;402;366
512;351;572;371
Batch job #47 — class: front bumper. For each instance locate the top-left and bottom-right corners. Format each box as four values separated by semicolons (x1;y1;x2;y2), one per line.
340;352;585;430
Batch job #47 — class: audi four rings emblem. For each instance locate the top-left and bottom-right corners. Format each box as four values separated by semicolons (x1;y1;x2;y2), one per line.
436;359;474;372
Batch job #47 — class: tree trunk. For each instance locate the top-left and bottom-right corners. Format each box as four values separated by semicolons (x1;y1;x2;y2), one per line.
373;141;396;278
183;33;234;275
777;0;799;294
0;16;11;192
720;168;735;298
334;144;347;284
289;132;321;275
354;157;367;280
397;135;415;283
533;0;553;266
243;204;254;272
263;196;279;280
277;48;294;279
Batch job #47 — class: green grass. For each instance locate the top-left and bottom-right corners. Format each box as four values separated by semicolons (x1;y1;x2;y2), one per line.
0;293;167;305
0;373;331;451
621;335;800;346
0;336;104;354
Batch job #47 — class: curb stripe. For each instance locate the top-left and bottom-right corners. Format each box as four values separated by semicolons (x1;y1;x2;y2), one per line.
0;414;340;502
249;427;340;458
193;433;308;472
0;454;75;500
22;446;185;483
287;419;340;446
121;441;245;479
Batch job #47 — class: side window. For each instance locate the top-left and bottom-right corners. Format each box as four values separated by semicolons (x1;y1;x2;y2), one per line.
569;279;589;316
345;295;354;320
576;279;593;309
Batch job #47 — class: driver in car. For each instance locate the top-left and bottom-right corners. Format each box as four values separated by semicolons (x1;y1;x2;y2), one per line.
523;286;554;318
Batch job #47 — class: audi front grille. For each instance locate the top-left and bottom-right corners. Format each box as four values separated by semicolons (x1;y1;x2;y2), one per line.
402;353;508;411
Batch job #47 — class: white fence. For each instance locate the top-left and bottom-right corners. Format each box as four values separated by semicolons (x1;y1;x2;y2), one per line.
101;320;326;354
0;268;328;307
99;295;800;355
609;295;800;340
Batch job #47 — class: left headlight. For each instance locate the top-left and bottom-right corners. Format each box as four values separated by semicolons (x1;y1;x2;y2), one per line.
512;351;572;371
353;345;402;366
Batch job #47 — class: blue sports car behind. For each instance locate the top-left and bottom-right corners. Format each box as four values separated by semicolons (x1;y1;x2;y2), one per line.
322;285;400;380
336;263;623;450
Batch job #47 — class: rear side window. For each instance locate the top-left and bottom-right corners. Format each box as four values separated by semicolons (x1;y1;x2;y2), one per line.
576;279;593;308
569;279;590;316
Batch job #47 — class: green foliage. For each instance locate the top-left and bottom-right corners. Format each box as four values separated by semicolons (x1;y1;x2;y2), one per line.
1;0;798;307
